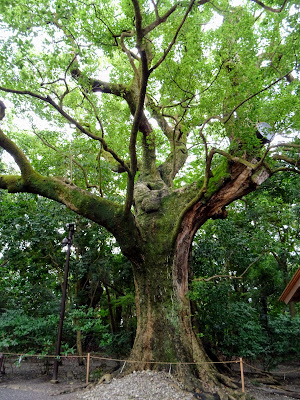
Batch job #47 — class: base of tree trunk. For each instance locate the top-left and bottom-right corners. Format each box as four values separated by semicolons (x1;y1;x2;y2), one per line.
120;360;254;400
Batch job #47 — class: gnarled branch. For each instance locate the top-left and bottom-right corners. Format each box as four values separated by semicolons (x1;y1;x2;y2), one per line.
0;128;35;179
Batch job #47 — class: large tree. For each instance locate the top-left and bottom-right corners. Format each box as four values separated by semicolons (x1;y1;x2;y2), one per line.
0;0;299;397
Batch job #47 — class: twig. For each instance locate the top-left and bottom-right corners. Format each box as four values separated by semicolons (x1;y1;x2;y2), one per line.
195;252;267;282
33;129;99;191
149;0;198;73
223;70;293;124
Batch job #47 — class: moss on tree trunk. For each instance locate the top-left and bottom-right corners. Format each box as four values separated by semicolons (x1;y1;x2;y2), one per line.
123;167;260;398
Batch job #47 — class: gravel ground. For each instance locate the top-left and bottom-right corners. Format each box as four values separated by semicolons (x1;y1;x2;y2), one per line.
78;370;195;400
77;370;300;400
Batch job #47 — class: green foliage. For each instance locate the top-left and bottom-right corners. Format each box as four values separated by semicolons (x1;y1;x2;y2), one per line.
0;0;299;192
0;309;59;354
268;314;300;361
191;174;300;366
0;191;135;356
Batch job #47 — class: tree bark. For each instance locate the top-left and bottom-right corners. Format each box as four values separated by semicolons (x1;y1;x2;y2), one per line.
129;248;222;393
125;162;262;398
128;225;252;398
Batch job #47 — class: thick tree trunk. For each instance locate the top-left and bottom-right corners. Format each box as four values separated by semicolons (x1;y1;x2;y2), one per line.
128;240;252;399
122;163;267;398
129;250;220;391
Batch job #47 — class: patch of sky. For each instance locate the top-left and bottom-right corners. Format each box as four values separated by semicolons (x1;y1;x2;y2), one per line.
202;11;224;32
229;0;247;6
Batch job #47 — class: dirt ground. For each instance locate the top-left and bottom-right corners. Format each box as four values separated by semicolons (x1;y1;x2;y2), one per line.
0;355;117;399
0;356;299;400
238;360;300;400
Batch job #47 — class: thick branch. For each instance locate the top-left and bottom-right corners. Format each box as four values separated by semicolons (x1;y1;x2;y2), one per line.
0;174;25;192
270;143;300;150
126;51;149;211
251;0;288;13
132;0;143;46
273;154;300;168
146;96;189;185
0;129;35;178
142;4;179;36
0;169;142;261
172;148;217;243
271;166;300;174
71;68;127;96
214;149;257;169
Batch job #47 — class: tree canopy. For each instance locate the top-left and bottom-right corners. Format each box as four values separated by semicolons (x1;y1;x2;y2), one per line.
0;0;299;211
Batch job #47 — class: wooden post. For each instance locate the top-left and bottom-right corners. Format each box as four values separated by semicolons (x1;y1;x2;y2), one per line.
0;354;4;374
239;357;245;392
86;353;90;384
51;223;75;383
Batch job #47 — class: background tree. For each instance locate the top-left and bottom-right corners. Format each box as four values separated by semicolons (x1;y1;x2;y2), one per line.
0;0;299;397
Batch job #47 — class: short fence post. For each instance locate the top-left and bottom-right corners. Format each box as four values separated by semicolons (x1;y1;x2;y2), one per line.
239;357;245;392
0;354;4;374
86;353;90;384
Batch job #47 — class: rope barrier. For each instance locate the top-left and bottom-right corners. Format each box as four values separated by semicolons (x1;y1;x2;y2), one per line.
243;361;300;375
0;352;239;366
0;352;247;394
2;352;299;374
2;350;298;393
0;352;86;359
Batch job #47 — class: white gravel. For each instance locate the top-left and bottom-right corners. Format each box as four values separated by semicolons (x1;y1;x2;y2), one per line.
78;370;195;400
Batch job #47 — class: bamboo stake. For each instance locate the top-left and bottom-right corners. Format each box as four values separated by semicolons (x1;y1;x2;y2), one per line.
86;353;90;384
240;357;245;392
